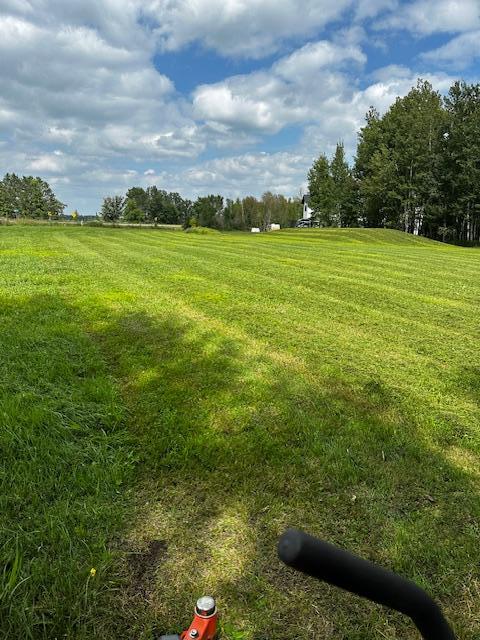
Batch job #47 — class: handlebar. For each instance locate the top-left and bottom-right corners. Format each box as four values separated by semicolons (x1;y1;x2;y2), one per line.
278;529;455;640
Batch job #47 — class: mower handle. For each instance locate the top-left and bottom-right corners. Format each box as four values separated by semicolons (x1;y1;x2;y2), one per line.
278;529;455;640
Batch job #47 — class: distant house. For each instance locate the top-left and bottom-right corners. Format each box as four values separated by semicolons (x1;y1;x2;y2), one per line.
302;194;313;220
296;194;318;228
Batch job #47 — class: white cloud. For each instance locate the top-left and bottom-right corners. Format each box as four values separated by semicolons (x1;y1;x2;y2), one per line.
193;40;366;134
369;64;414;82
193;39;458;166
167;151;311;199
0;105;18;129
358;70;454;113
147;0;355;58
355;0;398;20
28;155;65;173
0;0;475;214
13;149;85;175
0;3;196;163
421;30;480;69
376;0;480;35
296;68;457;162
43;127;76;145
274;40;366;79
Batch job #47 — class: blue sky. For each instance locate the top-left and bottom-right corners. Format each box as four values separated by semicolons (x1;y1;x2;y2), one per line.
0;0;479;212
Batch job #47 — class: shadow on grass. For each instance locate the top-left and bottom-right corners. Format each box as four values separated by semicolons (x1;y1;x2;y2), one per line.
0;294;135;639
91;309;480;640
1;293;477;639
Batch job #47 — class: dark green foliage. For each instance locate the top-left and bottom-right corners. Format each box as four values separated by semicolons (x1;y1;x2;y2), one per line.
192;194;223;228
330;143;359;227
308;146;358;227
123;198;145;222
308;153;334;225
308;78;480;244
188;192;300;230
361;80;446;234
352;79;480;243
169;191;193;226
441;82;480;244
146;186;179;224
125;187;149;214
100;195;125;221
124;187;191;225
0;173;65;218
354;107;386;227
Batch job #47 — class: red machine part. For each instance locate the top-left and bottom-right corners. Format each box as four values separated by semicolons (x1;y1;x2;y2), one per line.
180;596;218;640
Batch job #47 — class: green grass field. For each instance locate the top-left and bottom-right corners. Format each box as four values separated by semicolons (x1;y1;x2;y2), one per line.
1;226;479;639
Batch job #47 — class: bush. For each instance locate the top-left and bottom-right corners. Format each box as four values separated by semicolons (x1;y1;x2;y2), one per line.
84;220;104;227
184;226;220;234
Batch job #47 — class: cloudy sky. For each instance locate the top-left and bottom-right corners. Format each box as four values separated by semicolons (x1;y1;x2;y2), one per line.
1;0;479;212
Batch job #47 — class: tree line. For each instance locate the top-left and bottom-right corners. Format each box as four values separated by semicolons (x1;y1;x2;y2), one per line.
3;78;478;243
0;175;300;230
0;173;65;219
308;79;480;244
101;188;301;229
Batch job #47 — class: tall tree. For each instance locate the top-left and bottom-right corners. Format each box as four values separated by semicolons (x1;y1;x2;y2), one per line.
330;142;358;227
308;154;335;225
442;81;480;243
193;195;224;228
126;187;148;214
101;196;124;221
355;107;385;227
169;192;192;226
123;198;145;222
382;79;445;234
359;144;398;228
355;81;445;233
0;173;64;218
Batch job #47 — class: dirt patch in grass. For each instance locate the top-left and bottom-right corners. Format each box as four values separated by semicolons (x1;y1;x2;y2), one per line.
127;540;168;600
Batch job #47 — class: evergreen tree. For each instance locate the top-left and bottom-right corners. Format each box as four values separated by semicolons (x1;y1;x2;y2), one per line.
330;142;358;227
355;107;385;227
308;154;334;225
360;144;398;228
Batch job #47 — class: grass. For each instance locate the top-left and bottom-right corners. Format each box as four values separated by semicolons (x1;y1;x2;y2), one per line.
0;225;479;639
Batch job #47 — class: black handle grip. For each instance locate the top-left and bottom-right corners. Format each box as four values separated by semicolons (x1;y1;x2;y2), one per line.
278;529;455;640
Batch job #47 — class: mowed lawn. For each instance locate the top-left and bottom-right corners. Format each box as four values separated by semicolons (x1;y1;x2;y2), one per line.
1;226;479;640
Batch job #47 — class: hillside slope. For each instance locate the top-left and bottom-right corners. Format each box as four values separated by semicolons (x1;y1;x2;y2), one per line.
276;227;445;246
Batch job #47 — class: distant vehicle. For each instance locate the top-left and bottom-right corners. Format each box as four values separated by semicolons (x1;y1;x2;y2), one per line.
295;194;320;228
296;218;320;228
